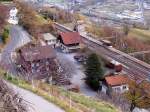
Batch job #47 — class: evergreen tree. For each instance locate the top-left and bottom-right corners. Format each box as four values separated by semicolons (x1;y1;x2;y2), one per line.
85;53;104;91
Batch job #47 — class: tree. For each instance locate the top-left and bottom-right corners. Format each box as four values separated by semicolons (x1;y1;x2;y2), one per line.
57;53;76;79
14;1;54;39
0;78;27;112
85;53;104;91
124;80;150;112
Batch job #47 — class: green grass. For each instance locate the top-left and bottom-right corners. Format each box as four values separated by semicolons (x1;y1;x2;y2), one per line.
60;89;118;112
2;73;119;112
3;75;78;112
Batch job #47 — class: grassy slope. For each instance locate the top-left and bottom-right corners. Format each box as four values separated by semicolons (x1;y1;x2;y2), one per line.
60;89;118;112
2;73;119;112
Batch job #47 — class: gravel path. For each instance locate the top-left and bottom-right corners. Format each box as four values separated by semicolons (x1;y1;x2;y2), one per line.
2;25;31;63
11;84;65;112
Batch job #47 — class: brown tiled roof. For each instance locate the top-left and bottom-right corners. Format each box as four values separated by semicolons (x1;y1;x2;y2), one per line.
60;32;81;45
105;75;129;86
21;45;56;62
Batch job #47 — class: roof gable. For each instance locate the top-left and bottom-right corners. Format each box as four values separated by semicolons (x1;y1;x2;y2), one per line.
21;45;56;62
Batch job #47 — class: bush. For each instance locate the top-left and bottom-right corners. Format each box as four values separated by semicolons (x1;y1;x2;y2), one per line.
7;75;12;81
2;28;9;44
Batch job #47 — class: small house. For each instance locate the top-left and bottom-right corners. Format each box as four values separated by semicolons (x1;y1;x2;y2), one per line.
42;33;57;47
102;75;129;95
58;32;82;52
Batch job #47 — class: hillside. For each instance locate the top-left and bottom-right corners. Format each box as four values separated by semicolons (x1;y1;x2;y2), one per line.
1;71;120;112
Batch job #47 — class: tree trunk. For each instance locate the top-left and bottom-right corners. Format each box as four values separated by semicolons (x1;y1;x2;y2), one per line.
130;103;135;112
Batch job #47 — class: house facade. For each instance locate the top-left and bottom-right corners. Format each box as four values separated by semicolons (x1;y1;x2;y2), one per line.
58;32;82;53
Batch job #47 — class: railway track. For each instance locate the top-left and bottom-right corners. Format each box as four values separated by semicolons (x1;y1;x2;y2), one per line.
84;39;149;80
54;22;150;81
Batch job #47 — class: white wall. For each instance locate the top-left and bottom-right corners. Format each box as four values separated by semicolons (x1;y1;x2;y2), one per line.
112;84;129;93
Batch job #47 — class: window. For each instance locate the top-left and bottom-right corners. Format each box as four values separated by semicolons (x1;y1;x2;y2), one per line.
123;86;127;90
114;87;120;92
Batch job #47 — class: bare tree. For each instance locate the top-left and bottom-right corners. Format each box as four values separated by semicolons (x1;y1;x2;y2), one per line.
124;80;150;112
0;4;9;33
14;0;54;39
0;78;27;112
57;53;76;79
97;92;130;112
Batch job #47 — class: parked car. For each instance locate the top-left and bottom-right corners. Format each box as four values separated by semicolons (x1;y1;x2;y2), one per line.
74;54;87;63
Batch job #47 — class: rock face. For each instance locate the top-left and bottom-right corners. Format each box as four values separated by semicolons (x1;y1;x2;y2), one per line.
0;79;27;112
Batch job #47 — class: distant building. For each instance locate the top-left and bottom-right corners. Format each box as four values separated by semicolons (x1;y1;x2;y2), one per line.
58;32;82;53
8;7;18;25
102;75;129;95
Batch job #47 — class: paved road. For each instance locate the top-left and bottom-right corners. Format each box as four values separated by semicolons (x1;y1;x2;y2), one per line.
54;23;150;81
0;25;31;73
10;84;65;112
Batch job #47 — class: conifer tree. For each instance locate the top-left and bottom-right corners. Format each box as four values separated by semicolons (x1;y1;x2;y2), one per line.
85;53;104;90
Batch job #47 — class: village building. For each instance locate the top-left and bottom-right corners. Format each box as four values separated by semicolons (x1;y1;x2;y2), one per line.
58;32;82;53
41;33;57;47
16;43;57;80
102;75;129;95
15;43;71;85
